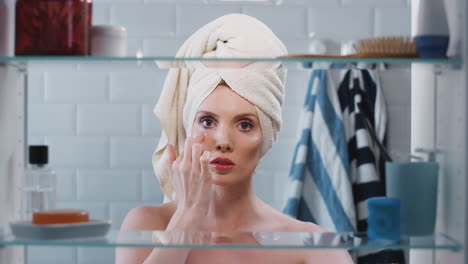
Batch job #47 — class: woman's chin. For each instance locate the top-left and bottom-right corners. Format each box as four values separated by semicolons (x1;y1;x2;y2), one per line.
210;175;231;186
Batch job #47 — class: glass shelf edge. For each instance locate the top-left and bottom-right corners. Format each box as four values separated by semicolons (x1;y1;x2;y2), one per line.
0;231;462;252
0;56;462;65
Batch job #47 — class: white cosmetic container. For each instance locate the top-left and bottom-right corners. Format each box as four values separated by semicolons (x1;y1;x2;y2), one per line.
90;25;127;57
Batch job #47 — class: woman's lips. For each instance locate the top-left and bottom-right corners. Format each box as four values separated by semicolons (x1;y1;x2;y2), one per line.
210;157;235;172
210;163;235;171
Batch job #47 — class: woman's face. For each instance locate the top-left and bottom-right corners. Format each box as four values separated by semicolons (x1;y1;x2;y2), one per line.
191;84;263;186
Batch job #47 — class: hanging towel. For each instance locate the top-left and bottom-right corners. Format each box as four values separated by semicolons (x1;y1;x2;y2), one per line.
337;69;405;264
283;69;356;233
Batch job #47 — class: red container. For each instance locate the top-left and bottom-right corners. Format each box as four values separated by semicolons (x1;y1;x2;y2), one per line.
15;0;92;55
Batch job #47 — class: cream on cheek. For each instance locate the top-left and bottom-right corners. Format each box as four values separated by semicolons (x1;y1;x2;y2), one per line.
239;130;262;162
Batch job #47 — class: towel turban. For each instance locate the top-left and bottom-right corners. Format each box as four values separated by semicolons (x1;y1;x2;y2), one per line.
152;13;288;200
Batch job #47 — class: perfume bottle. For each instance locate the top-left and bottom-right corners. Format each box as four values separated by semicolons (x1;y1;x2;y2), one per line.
21;145;57;221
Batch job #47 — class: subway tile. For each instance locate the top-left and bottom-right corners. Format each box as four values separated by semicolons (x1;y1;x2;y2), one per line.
110;71;164;103
253;168;275;205
45;72;108;103
126;37;144;57
388;142;411;162
77;104;141;136
374;8;411;37
111;4;176;37
308;8;373;41
77;170;141;201
56;201;109;221
284;70;310;105
34;61;79;71
243;6;308;38
110;137;157;169
45;136;109;169
342;0;406;7
56;169;77;202
280;106;302;138
27;71;45;103
273;0;340;6
259;137;296;171
387;106;411;148
92;3;110;25
380;68;411;106
77;248;115;264
29;104;76;136
142;170;164;202
27;247;76;264
274;169;290;211
28;136;46;145
177;5;242;37
142;104;163;136
143;37;184;56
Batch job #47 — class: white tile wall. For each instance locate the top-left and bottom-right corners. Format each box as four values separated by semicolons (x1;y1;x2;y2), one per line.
77;104;141;136
29;104;76;135
242;6;308;38
56;169;77;201
77;248;115;264
177;5;242;36
45;137;110;168
27;247;76;264
45;72;109;103
342;0;406;7
308;8;374;41
375;7;411;37
110;4;177;37
109;71;164;103
26;1;411;263
110;137;157;169
142;170;165;201
77;170;141;201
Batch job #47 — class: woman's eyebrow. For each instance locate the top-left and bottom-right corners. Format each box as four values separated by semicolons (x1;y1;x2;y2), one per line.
196;110;218;117
196;111;258;120
234;113;258;120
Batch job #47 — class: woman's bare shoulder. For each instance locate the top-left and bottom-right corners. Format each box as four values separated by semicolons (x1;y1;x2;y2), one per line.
119;201;177;231
264;206;326;232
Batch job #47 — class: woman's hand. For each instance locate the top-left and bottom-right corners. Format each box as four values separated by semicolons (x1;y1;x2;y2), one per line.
166;134;212;229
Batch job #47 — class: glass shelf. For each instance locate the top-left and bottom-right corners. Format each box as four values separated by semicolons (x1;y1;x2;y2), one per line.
0;231;462;252
0;55;462;68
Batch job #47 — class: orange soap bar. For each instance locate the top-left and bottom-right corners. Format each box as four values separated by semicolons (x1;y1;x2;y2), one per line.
32;209;89;225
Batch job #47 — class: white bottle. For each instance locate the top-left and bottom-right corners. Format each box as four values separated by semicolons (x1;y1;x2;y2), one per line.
21;145;57;221
414;0;450;58
415;0;449;36
0;0;16;56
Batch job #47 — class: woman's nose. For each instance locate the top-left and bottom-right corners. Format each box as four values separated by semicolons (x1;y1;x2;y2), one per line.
216;143;232;153
214;126;233;153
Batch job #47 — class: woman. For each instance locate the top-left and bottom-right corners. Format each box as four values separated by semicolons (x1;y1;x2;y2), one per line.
116;14;354;264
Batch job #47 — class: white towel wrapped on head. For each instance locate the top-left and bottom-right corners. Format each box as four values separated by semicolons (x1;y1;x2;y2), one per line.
152;13;288;200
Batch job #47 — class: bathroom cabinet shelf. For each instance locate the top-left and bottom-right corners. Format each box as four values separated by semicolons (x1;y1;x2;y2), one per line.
0;231;462;252
0;56;462;69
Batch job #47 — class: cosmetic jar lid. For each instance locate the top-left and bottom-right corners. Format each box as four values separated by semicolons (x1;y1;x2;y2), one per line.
91;25;127;37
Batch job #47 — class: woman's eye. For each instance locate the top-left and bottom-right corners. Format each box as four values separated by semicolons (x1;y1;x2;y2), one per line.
201;117;214;127
239;121;253;131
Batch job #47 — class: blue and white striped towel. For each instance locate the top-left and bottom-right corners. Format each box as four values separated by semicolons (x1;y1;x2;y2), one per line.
283;69;356;233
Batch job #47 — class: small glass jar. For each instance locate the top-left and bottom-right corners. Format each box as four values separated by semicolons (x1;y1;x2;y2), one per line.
15;0;92;55
20;146;57;221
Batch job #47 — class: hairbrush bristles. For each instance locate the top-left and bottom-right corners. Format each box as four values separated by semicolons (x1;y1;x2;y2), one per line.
353;36;417;58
